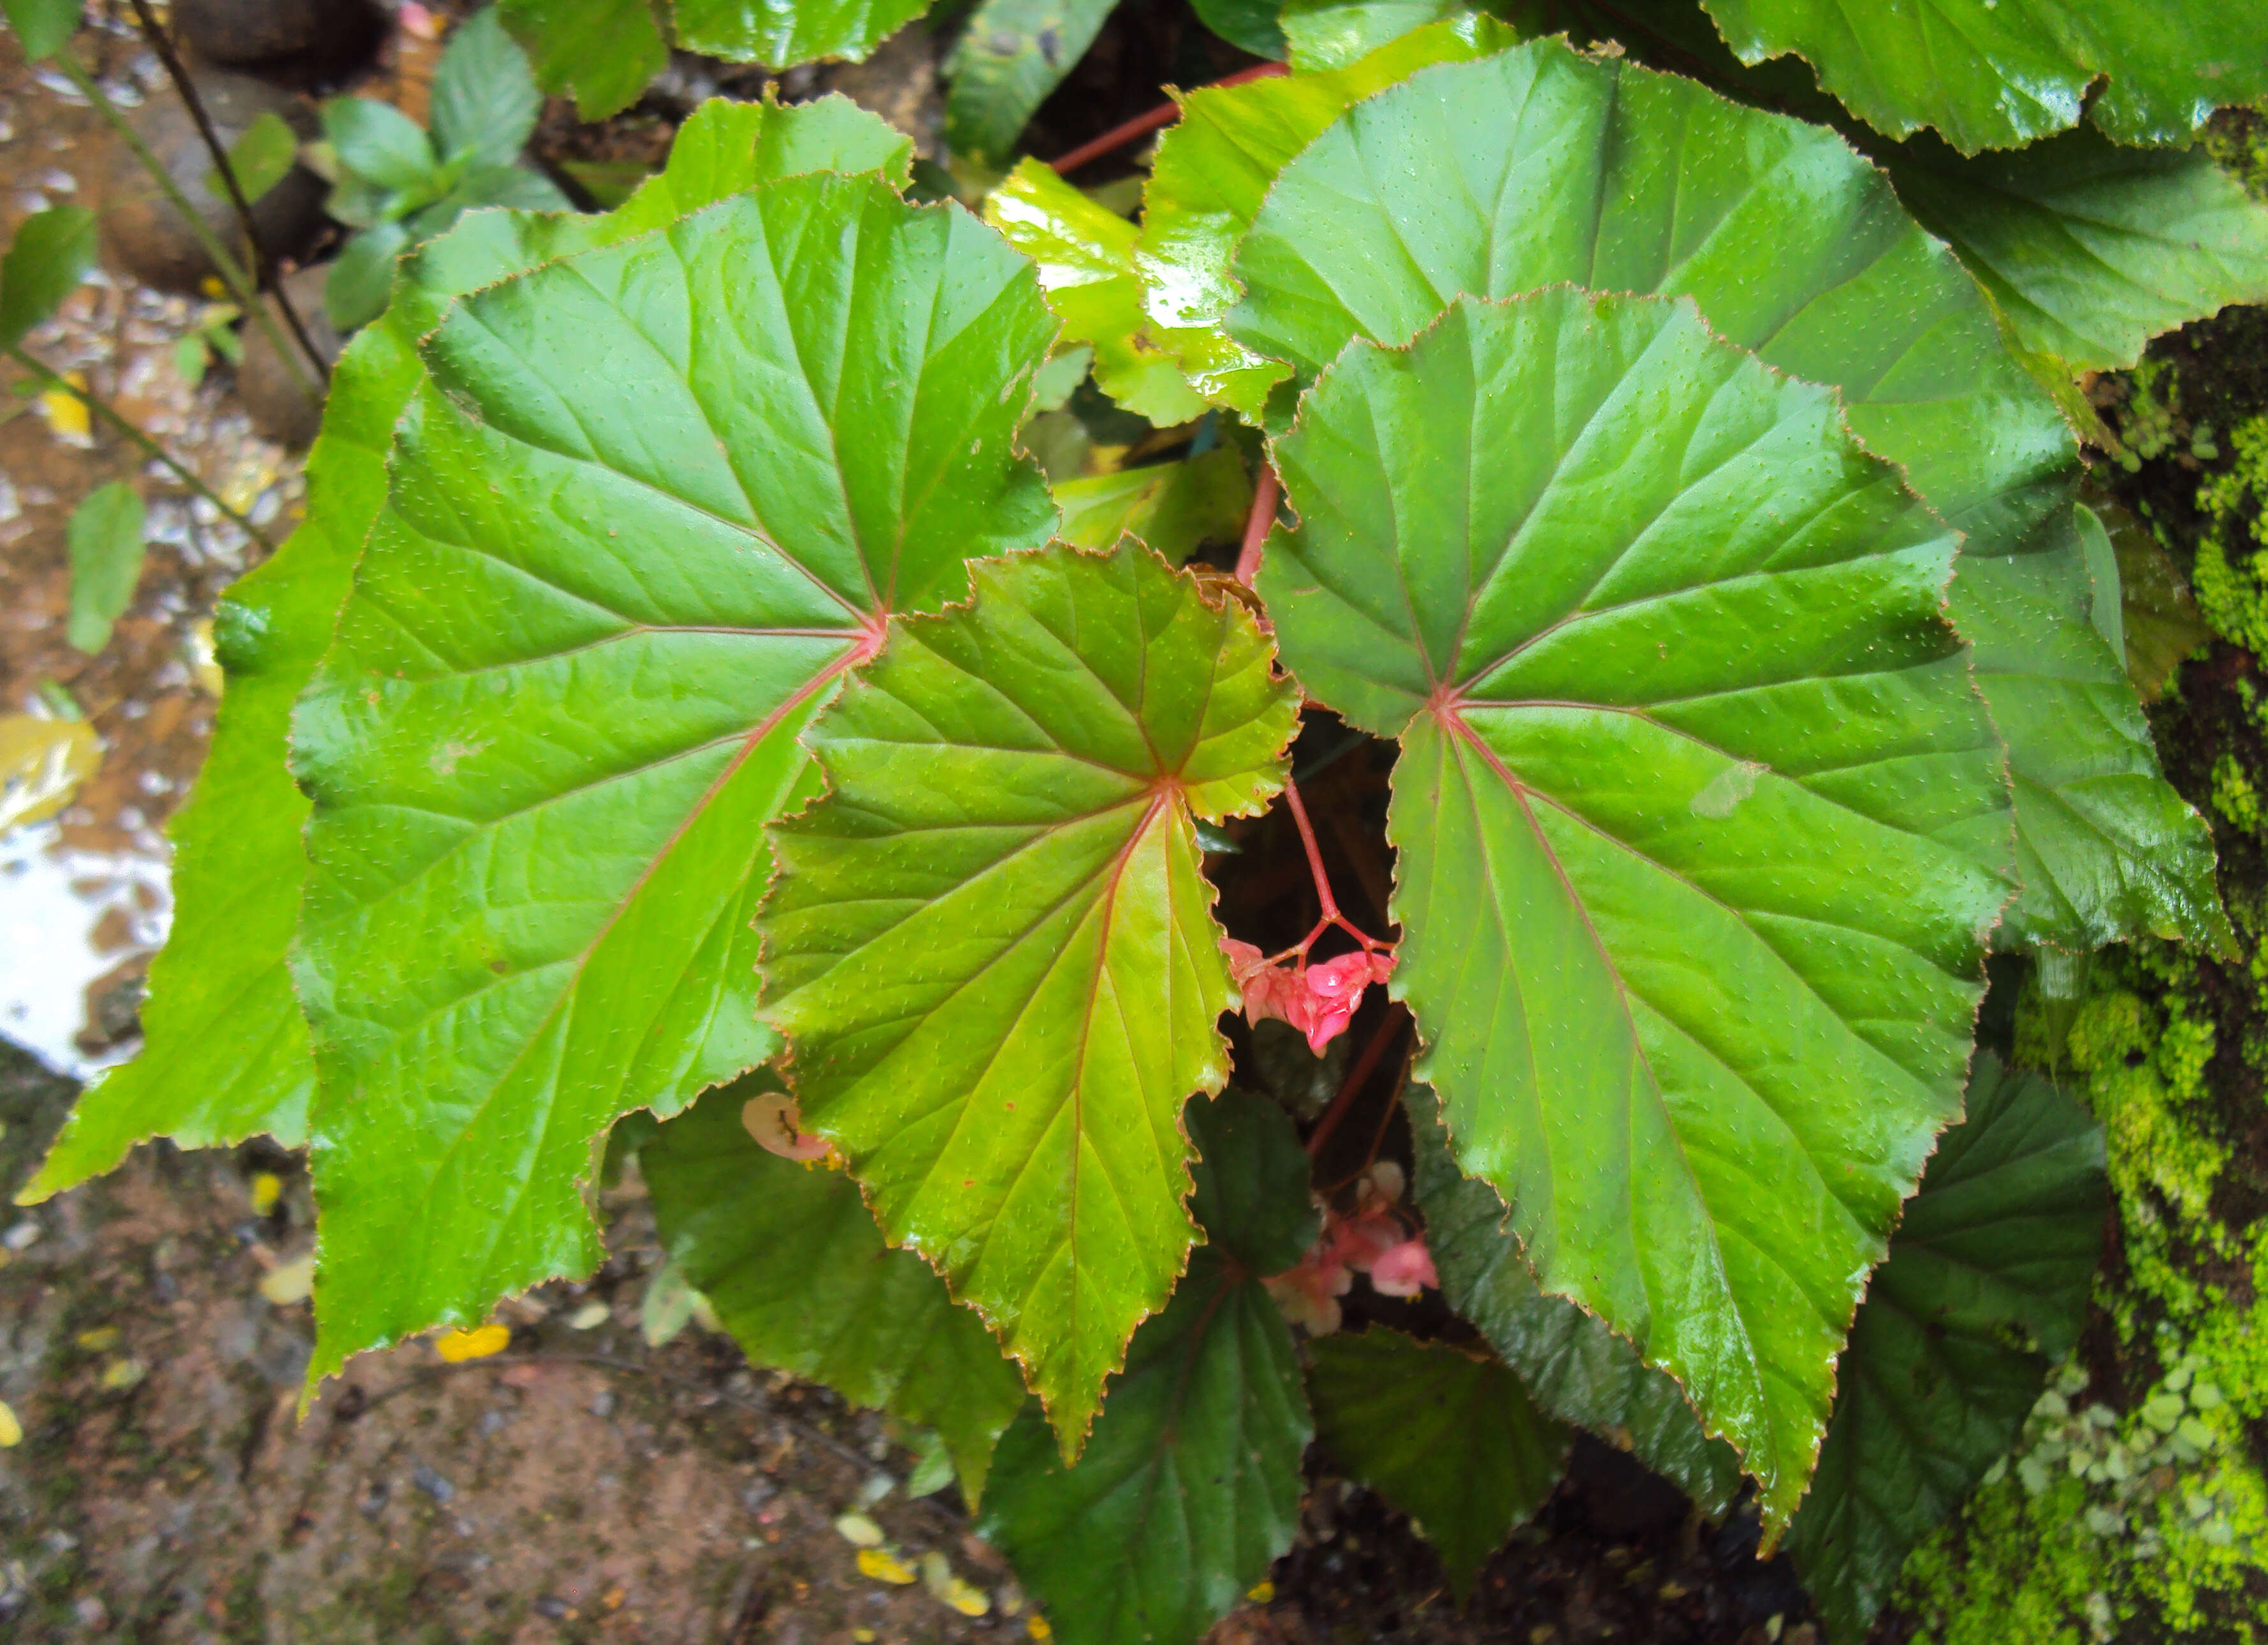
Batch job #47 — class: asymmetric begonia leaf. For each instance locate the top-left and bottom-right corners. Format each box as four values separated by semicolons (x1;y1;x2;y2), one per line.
945;0;1118;169
1411;1088;1744;1517
1052;449;1252;561
1696;0;2268;154
986;160;1209;425
1308;1329;1571;1597
499;0;671;121
287;166;1054;1384
20;94;917;1207
644;1079;1028;1503
1885;128;2268;374
760;543;1298;1447
1130;13;1516;416
1224;38;2227;954
1261;288;2011;1532
977;1090;1314;1645
672;0;929;71
1785;1053;2107;1644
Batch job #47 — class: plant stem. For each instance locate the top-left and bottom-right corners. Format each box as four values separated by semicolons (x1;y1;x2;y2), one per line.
1235;462;1279;587
6;341;273;547
1051;61;1289;173
54;48;324;406
1306;1003;1406;1159
122;0;330;390
1281;775;1340;923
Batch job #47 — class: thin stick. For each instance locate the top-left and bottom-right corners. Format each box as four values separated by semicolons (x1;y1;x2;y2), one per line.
1234;462;1279;587
7;340;273;547
122;0;328;388
54;49;323;405
1306;1004;1405;1159
1051;61;1288;173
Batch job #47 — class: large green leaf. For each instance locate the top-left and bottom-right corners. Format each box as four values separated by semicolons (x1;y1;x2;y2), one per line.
1696;0;2268;153
0;203;96;349
430;6;544;170
645;1078;1028;1502
760;543;1299;1445
1785;1052;2107;1643
1260;289;2010;1532
987;159;1209;425
286;169;1045;1383
1411;1088;1744;1517
20;96;915;1207
1308;1329;1570;1597
1223;38;2226;955
976;1090;1314;1645
499;0;669;122
1130;13;1516;416
945;0;1117;168
672;0;930;71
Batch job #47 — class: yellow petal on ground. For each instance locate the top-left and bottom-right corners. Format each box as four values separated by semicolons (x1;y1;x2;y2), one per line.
74;1326;120;1351
0;715;101;833
0;1400;18;1447
566;1301;611;1330
854;1632;876;1644
1246;1581;1275;1603
248;1172;282;1215
857;1548;919;1586
99;1358;147;1391
38;372;90;444
433;1323;511;1362
1027;1615;1052;1640
258;1254;316;1306
833;1512;883;1548
943;1578;991;1618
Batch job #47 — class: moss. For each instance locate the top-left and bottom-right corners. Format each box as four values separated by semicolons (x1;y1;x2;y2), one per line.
2192;415;2268;654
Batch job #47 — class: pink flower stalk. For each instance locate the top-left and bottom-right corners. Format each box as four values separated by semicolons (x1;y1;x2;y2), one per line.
741;1091;832;1163
1221;939;1397;1054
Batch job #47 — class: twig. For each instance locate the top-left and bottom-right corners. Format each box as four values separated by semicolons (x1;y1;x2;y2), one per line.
1050;61;1289;173
1306;1003;1406;1159
122;0;329;390
6;340;273;546
1235;462;1279;587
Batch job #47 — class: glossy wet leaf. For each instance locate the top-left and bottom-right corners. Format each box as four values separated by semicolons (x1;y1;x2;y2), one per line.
1189;0;1286;59
323;96;436;194
977;1091;1313;1645
1308;1329;1569;1597
1225;38;2225;954
290;169;1054;1385
986;159;1207;425
0;204;96;349
1276;0;1484;69
1785;1053;2107;1644
1411;1087;1744;1517
64;481;145;655
429;5;544;168
2102;504;2213;703
761;544;1298;1447
500;0;669;121
1131;13;1515;416
1053;448;1251;561
672;0;930;73
20;94;916;1210
1697;0;2268;152
1261;289;2009;1531
945;0;1117;168
646;1080;1028;1500
1886;128;2268;373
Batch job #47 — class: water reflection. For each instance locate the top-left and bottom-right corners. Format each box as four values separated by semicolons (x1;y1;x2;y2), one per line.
0;819;170;1079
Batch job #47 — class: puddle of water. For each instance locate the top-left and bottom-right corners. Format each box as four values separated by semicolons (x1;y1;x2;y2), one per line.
0;819;170;1079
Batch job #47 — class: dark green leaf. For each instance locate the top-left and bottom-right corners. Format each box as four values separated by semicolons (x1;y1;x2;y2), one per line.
945;0;1118;168
559;158;656;209
1785;1053;2107;1643
1189;0;1286;59
1;0;76;59
0;204;96;349
430;6;545;169
209;112;299;207
322;96;437;193
500;0;669;121
1697;0;2268;152
2100;503;2213;703
64;482;146;655
1309;1330;1569;1597
1411;1087;1745;1517
760;544;1300;1447
646;1079;1029;1501
977;1090;1313;1645
324;221;412;331
672;0;931;73
1053;449;1251;560
1261;289;2009;1531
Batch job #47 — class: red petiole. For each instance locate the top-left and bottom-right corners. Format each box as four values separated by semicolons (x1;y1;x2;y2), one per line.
1050;61;1290;174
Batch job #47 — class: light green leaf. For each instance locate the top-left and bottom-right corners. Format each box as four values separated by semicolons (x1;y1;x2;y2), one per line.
647;1079;1029;1502
19;94;919;1210
324;222;412;331
500;0;669;121
1053;448;1251;560
976;1090;1314;1645
0;204;96;349
1411;1086;1745;1517
1308;1330;1569;1597
442;163;574;216
210;112;298;208
1224;37;2225;955
1785;1053;2106;1644
1886;127;2268;373
1;0;76;59
1261;289;2009;1532
291;170;1055;1386
1697;0;2268;152
760;544;1299;1447
945;0;1117;168
431;6;546;168
64;481;145;655
987;159;1208;425
672;0;930;72
321;96;437;194
1277;0;1507;70
1131;13;1516;416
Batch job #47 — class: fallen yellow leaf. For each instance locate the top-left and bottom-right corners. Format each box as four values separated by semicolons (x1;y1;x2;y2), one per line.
1247;1581;1274;1604
38;372;90;444
258;1254;316;1306
1027;1615;1052;1641
833;1512;884;1548
434;1323;511;1362
99;1357;147;1391
943;1578;991;1618
248;1172;283;1215
74;1326;120;1352
857;1548;919;1586
853;1631;876;1644
0;1400;20;1447
0;714;101;833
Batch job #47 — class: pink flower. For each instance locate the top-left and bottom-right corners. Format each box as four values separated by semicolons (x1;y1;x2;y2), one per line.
1218;940;1398;1054
1367;1237;1439;1298
741;1091;832;1163
1265;1251;1353;1335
